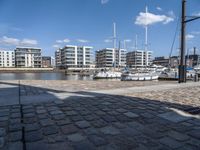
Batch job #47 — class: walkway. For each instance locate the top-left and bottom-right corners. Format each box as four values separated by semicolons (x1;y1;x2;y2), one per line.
0;80;200;150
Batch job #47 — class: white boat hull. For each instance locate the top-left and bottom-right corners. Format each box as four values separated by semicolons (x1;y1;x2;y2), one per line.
121;73;159;81
93;71;122;79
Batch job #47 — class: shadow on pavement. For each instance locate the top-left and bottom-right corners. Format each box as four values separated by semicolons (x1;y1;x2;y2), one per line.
0;81;200;150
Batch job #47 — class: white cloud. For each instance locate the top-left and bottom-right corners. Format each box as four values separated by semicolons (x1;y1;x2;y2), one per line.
156;7;162;11
56;40;63;43
56;38;70;43
53;44;60;48
124;39;132;42
104;39;112;43
0;36;38;46
0;36;20;45
101;0;109;4
77;39;89;43
20;39;38;46
135;11;174;26
191;31;200;35
167;11;176;18
10;27;23;32
63;38;70;43
192;12;200;16
186;34;195;40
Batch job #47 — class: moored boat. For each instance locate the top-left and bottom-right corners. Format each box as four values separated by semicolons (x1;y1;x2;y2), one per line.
93;70;122;79
121;71;159;81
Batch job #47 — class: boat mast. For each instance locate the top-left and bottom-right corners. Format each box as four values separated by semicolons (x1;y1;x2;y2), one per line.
145;6;148;51
135;34;138;50
135;34;138;69
113;22;117;68
118;41;121;69
145;6;148;67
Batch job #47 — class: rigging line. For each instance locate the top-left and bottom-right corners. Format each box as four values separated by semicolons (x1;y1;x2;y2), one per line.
168;13;181;67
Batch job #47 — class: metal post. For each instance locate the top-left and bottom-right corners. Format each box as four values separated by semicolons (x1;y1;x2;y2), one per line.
179;0;186;83
113;22;117;69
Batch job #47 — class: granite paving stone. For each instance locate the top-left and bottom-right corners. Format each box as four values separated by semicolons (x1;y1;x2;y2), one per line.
51;114;65;120
109;135;139;149
159;136;182;149
75;120;91;129
9;124;22;132
49;110;63;115
127;121;145;131
83;127;100;135
88;135;107;146
185;137;200;148
0;116;9;121
9;131;22;142
0;128;6;136
56;119;71;126
72;140;95;150
40;118;54;126
53;135;65;142
66;111;78;116
42;125;59;135
158;112;191;123
112;122;127;129
100;126;120;135
60;124;78;134
91;119;108;128
10;118;21;124
120;127;140;137
0;112;9;117
24;123;40;132
36;109;47;114
124;112;139;118
71;115;83;121
84;114;99;121
168;130;190;141
23;113;36;118
187;129;200;139
67;133;86;142
37;114;49;119
8;142;23;150
101;115;117;123
0;137;5;148
10;113;21;118
116;114;132;122
23;117;37;124
116;108;128;113
25;130;43;142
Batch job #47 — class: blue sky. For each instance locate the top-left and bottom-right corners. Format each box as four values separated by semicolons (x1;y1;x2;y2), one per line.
0;0;199;57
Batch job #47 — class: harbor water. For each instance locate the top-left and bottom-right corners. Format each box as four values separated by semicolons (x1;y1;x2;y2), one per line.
0;72;95;80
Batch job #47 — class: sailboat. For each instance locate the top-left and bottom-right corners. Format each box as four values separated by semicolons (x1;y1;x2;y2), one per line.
121;6;159;81
93;22;122;79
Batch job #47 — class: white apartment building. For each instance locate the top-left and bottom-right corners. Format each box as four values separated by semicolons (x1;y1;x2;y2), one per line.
56;45;93;68
126;50;152;68
95;48;126;68
0;50;15;67
15;47;42;68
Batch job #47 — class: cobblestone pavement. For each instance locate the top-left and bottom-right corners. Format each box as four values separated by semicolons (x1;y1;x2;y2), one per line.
127;85;200;107
19;80;175;94
0;81;200;150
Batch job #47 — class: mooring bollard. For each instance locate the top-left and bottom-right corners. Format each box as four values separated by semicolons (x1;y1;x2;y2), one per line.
194;74;198;82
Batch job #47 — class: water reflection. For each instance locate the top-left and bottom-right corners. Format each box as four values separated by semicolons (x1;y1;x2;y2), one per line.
0;72;94;80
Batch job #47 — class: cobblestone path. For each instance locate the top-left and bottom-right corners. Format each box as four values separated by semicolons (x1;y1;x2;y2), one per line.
0;81;200;150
